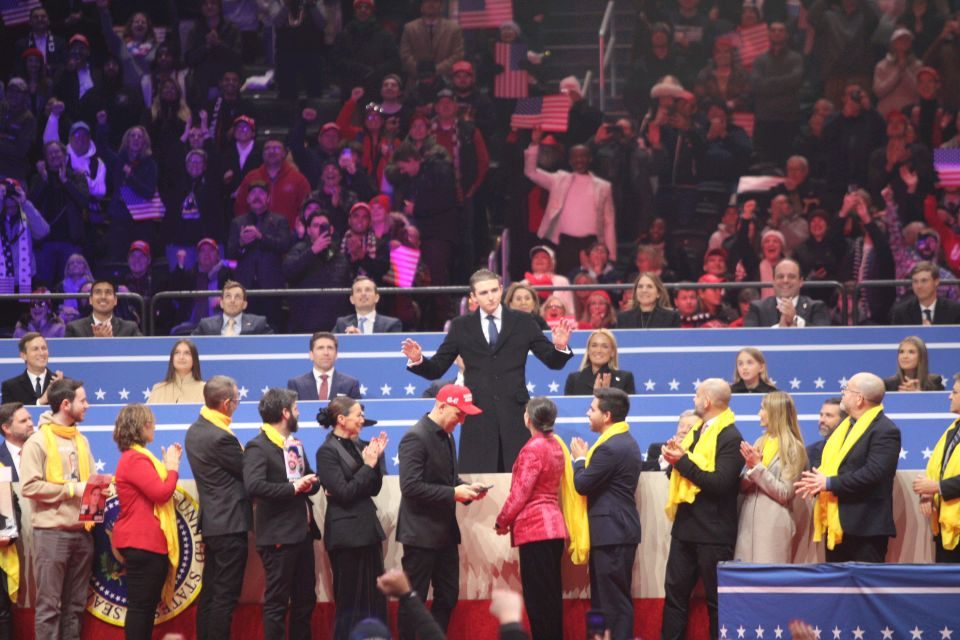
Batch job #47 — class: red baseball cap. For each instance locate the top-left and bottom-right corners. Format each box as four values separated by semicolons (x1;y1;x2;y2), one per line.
197;238;218;252
452;61;474;75
128;240;151;258
233;115;256;129
437;385;483;415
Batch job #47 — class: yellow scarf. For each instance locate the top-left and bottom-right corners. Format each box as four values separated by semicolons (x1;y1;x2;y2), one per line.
41;423;91;492
130;445;180;606
812;404;884;549
260;424;286;449
925;418;960;551
665;408;736;520
0;462;17;602
761;436;780;468
200;406;235;437
553;435;588;565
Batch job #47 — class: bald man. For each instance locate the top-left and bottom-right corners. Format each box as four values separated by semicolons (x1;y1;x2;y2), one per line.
796;372;901;562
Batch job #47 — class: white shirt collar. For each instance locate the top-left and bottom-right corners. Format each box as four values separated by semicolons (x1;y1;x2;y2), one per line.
313;367;335;381
93;315;113;326
482;305;503;321
920;299;937;312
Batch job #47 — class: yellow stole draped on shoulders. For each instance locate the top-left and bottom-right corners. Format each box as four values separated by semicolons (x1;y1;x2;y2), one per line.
260;424;286;449
812;404;884;550
665;408;736;521
41;423;91;501
925;418;960;551
0;462;17;602
200;406;235;437
129;445;180;606
761;436;780;468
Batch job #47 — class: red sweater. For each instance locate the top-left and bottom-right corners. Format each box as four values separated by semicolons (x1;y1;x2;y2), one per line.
113;449;179;554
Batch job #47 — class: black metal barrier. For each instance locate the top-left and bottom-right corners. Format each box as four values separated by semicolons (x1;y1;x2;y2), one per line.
0;292;147;333
852;279;960;323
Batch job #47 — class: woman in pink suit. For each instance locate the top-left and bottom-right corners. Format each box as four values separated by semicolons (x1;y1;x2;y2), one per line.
495;397;568;640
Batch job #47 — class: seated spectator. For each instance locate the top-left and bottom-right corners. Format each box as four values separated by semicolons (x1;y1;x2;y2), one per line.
727;288;759;327
287;332;361;401
873;28;921;117
162;149;224;270
572;240;621;284
183;0;242;107
521;245;575;313
674;284;707;328
708;204;739;251
13;288;66;339
744;258;832;327
192;280;273;336
697;274;738;325
578;290;617;330
0;78;37;182
890;261;960;324
626;243;678;284
794;210;847;300
883;335;944;391
763;194;809;256
54;253;93;314
169;238;231;330
0;179;49;296
65;278;142;337
333;276;403;334
617;272;681;328
2;331;62;407
97;3;158;91
147;339;205;404
571;271;598;319
539;295;572;328
120;240;170;330
731;347;778;394
233;138;312;230
503;282;549;330
564;328;635;396
282;211;352;334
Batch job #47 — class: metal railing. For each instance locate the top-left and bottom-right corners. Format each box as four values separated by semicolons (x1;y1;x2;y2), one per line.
597;0;617;112
0;292;147;332
852;279;960;323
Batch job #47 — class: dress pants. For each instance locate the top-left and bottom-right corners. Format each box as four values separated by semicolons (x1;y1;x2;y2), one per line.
197;532;248;640
662;538;734;640
328;544;386;640
555;233;597;279
825;534;888;563
258;538;315;640
589;543;637;640
400;544;459;640
32;528;93;640
121;547;168;640
519;539;564;640
935;535;960;563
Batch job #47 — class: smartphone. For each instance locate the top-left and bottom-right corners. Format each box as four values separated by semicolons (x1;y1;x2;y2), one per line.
478;484;494;493
586;610;606;639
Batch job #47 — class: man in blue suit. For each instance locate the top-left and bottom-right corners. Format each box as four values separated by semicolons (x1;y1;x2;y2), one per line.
333;276;403;334
570;388;642;640
287;332;362;401
0;402;35;481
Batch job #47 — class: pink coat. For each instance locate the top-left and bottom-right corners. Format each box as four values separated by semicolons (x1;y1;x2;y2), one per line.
496;433;568;547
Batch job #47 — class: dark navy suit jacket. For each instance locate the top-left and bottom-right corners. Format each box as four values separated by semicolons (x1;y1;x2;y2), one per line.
572;430;643;547
287;370;362;401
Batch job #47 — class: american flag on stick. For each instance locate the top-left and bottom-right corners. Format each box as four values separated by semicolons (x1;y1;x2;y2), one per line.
734;23;769;71
120;186;165;221
494;42;529;99
0;0;40;26
455;0;513;30
934;149;960;188
510;95;571;132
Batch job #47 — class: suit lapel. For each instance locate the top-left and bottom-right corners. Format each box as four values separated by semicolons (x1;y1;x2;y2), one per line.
492;308;514;354
325;433;362;474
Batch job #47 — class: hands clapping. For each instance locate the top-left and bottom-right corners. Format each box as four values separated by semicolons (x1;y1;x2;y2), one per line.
362;432;388;467
661;437;684;465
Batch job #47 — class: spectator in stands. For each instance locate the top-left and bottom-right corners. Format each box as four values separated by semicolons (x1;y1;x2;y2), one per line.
334;275;403;334
120;240;168;330
15;7;67;79
867;113;929;214
697;274;738;325
774;156;824;216
312;160;359;233
233;138;311;230
169;238;230;329
573;240;621;285
97;2;158;90
808;0;879;106
559;75;604;150
821;82;887;201
1;179;49;297
891;261;960;324
65;278;141;337
564;329;635;396
837;190;896;324
163;149;223;270
13;289;66;339
709;204;739;251
702;247;730;281
287;332;362;401
184;0;242;107
21;50;53;120
694;38;749;110
903;67;954;147
450;61;495;143
332;0;402;99
764;194;810;255
884;335;944;391
1;332;61;406
737;390;808;564
578;290;618;330
288;112;341;189
883;187;957;296
744;258;832;327
807;397;847;469
648;90;706;230
793;99;835;180
521;245;575;315
20;377;96;640
206;70;253;151
504;282;549;330
64;122;107;219
145;76;192;193
54;253;93;315
539;295;571;327
29;140;89;287
618;272;681;328
674;285;703;328
96;55;146;149
921;18;960;109
283;211;353;333
898;0;945;58
700;99;752;184
53;35;100;124
731;347;777;394
750;22;804;164
873;28;922;117
221;114;260;206
796;372;901;562
192;280;273;336
666;0;713;81
589;119;655;243
147;339;205;404
399;0;464;84
572;271;598;318
795;209;847;299
139;41;188;112
0;79;37;182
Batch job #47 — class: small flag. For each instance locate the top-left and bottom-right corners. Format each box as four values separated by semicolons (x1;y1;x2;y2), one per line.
120;186;165;221
733;23;769;71
455;0;513;30
0;0;41;26
732;112;756;138
494;42;529;99
510;95;571;132
934;148;960;188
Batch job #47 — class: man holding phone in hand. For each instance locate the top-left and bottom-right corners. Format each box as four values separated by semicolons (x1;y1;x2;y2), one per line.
396;385;490;640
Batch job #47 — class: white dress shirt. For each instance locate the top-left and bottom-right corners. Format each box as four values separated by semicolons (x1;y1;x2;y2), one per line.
221;313;243;335
480;306;503;344
771;296;806;328
5;441;22;479
357;312;377;334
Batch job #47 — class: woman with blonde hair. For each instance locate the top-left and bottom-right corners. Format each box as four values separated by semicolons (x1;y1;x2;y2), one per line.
731;347;777;393
505;282;549;329
736;391;807;562
564;329;636;395
578;290;617;330
884;335;944;392
540;295;571;327
617;272;680;328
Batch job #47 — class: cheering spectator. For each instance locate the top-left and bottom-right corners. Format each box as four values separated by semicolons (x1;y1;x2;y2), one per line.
521;245;575;313
399;0;465;83
539;295;571;327
169;238;232;329
184;0;242;106
618;272;680;328
287;112;342;189
751;22;805;164
588;120;656;243
332;0;401;99
731;347;778;394
15;7;68;78
764;194;810;255
873;28;922;117
340;202;388;282
794;210;847;298
0;79;37;182
97;1;158;90
564;329;636;395
821;83;887;201
578;291;618;330
884;335;945;391
312;160;359;232
233;138;311;230
837;190;896;324
283;211;352;333
0;180;49;297
145;77;192;193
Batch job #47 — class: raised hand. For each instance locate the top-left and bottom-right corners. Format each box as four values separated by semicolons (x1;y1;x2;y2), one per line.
551;318;575;350
401;338;423;363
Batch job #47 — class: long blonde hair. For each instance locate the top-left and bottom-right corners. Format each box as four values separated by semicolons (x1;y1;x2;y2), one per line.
732;347;774;386
756;391;807;482
578;328;620;371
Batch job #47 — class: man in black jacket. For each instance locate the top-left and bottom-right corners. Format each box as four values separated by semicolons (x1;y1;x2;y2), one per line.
396;385;490;640
184;376;250;640
243;388;320;640
661;378;743;640
743;259;832;327
890;261;960;325
1;333;61;406
331;0;402;99
64;279;142;337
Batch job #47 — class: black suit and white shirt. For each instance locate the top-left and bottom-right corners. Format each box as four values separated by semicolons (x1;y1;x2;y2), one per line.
65;315;142;337
191;312;273;335
1;370;53;405
0;439;21;482
333;312;403;333
890;296;960;325
742;295;831;327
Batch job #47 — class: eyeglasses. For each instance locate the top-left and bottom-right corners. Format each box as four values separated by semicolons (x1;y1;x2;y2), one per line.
840;384;861;396
545;304;565;311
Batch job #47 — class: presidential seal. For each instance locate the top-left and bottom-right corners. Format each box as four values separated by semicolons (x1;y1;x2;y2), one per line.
86;487;203;626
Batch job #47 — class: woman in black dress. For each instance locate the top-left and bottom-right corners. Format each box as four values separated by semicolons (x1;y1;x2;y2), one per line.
730;347;778;393
617;272;681;328
883;335;944;392
564;328;637;395
315;397;389;639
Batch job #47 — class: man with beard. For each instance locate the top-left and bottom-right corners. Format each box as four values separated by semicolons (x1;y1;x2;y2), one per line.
806;398;846;468
243;388;319;640
20;378;96;640
0;401;36;481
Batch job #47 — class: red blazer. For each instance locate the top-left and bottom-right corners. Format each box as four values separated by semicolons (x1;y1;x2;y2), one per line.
113;449;179;555
496;433;567;547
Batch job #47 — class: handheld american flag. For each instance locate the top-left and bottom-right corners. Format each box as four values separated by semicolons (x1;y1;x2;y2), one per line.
734;24;769;71
120;186;165;222
935;149;960;188
455;0;513;30
510;95;571;132
494;42;529;99
0;0;41;26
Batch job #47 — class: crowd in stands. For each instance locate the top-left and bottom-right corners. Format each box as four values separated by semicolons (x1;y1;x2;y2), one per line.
2;0;960;336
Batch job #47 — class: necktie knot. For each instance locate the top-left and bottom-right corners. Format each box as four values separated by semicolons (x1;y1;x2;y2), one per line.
923;308;933;324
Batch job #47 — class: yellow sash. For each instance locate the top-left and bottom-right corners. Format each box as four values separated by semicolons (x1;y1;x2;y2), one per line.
0;462;17;602
812;404;884;549
553;435;588;565
41;423;91;491
129;445;180;606
260;424;286;449
925;418;960;550
200;406;235;437
761;436;780;468
665;408;736;520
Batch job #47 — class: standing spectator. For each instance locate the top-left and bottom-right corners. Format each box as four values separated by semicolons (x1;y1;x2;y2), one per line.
0;79;37;182
821;83;887;203
233;138;312;230
922;16;960;109
624;26;682;121
792;99;835;180
97;2;158;90
169;238;232;328
52;35;102;124
807;398;847;469
693;38;750;110
332;0;402;100
700;100;752;185
96;55;146;149
205;70;255;151
163;149;224;270
139;42;188;112
0;180;49;297
22;51;54;122
903;66;952;149
837;191;896;324
339;202;388;282
273;0;327;101
751;22;805;165
451;61;495;144
667;0;713;80
64;122;108;222
807;0;880;107
220;115;260;210
795;209;847;297
399;0;465;84
897;0;945;58
15;7;68;78
144;77;192;194
184;0;242;107
559;76;604;148
873;28;922;117
647;91;706;231
287;112;341;189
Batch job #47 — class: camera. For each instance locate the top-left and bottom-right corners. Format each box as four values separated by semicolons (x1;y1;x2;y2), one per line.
317;222;331;236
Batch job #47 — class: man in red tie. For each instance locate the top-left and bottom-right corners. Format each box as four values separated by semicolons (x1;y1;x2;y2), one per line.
286;332;362;401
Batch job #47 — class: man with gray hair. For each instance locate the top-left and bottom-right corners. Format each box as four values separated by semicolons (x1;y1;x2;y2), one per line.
185;375;251;640
796;372;901;562
661;378;743;640
643;410;699;472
